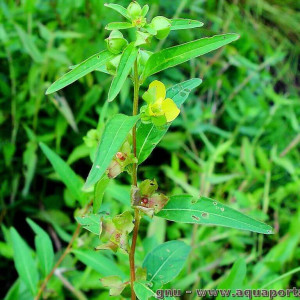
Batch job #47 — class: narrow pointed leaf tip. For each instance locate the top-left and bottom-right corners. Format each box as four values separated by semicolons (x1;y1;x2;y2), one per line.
170;19;204;31
157;195;273;234
46;50;115;95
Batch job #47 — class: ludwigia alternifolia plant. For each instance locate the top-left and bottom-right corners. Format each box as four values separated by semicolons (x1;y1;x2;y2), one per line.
40;2;273;299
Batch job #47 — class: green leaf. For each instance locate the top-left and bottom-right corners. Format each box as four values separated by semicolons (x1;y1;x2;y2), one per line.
141;34;239;81
93;175;110;213
142;241;191;287
108;43;138;102
15;24;43;63
170;18;204;31
49;95;78;132
46;50;115;94
4;280;20;300
10;227;39;296
39;142;84;202
84;114;140;188
134;281;156;300
217;258;247;300
157;195;273;234
104;3;131;20
136;79;201;164
106;22;133;30
26;218;54;277
69;62;110;74
73;249;126;279
76;214;101;235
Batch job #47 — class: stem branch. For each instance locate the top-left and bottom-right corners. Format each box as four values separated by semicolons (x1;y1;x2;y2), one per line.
35;202;92;300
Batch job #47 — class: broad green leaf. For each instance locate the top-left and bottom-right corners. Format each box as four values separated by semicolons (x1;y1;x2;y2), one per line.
15;24;43;63
108;43;138;102
93;175;110;213
104;3;131;20
69;62;110;74
76;214;101;235
10;227;39;296
46;50;115;94
26;219;54;277
84;114;140;188
134;282;156;300
141;34;239;81
157;195;273;234
217;258;247;300
170;19;204;31
136;79;201;164
4;280;20;300
39;142;84;202
73;249;126;279
142;241;191;286
106;22;133;30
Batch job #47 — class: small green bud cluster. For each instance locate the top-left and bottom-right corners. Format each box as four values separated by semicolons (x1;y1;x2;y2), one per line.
127;2;171;40
105;1;172;56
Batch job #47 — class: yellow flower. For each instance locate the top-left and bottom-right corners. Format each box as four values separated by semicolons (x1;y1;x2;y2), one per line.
142;80;180;125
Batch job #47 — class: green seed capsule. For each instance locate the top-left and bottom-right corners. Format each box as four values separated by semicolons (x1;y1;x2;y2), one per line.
127;2;142;19
105;30;128;54
150;16;171;40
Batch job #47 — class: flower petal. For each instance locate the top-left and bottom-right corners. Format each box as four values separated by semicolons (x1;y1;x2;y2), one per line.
162;98;180;122
149;80;166;102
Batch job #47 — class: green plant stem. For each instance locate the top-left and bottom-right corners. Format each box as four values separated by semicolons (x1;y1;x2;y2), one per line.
129;58;140;300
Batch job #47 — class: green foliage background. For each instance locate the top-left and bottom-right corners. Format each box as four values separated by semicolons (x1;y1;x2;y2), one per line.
0;0;300;299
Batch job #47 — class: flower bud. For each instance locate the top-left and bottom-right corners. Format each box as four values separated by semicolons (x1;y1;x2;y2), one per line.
105;30;128;54
127;2;142;19
150;16;171;40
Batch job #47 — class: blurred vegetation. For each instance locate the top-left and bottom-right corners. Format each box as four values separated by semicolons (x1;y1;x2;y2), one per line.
0;0;300;299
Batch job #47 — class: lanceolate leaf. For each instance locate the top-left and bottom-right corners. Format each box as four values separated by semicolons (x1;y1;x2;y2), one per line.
141;33;239;81
84;114;140;188
216;258;246;300
143;241;191;287
104;3;131;20
108;43;138;102
106;22;133;30
39;142;84;202
73;249;126;279
26;218;54;277
157;195;273;234
46;50;115;94
170;19;204;31
10;227;39;296
136;79;201;164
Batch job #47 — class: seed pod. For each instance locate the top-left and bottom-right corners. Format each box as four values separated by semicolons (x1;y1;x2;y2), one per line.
141;197;149;206
105;30;128;54
106;55;121;75
150;16;171;40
